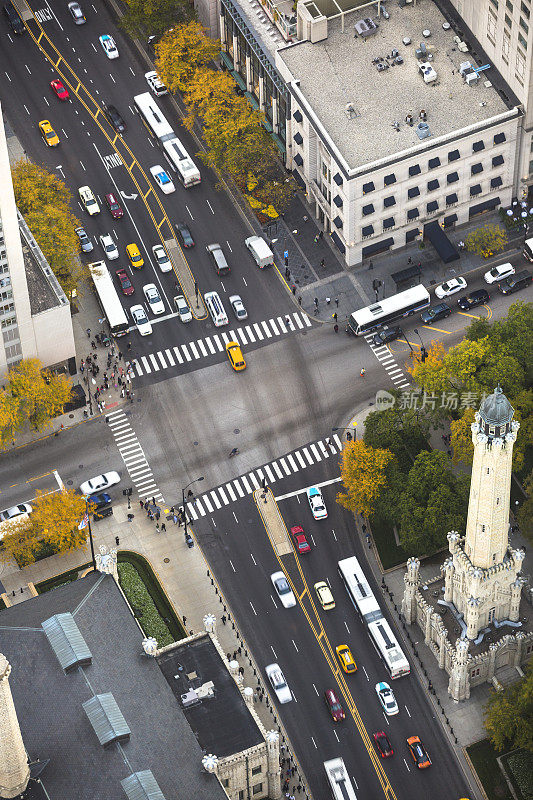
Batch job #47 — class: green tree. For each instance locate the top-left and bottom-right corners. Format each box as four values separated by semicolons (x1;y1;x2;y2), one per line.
485;661;533;753
450;407;476;466
155;22;220;93
517;468;533;543
363;406;430;472
465;223;508;257
121;0;192;41
336;440;394;518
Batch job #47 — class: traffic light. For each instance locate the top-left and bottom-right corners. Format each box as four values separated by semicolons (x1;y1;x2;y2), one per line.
421;346;428;362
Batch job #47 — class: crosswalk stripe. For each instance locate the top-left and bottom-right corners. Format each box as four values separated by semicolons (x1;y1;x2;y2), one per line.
287;453;298;471
188;341;200;359
272;461;284;479
173;346;183;364
293;314;305;330
120;443;143;455
277;317;288;333
106;410;124;420
197;340;208;357
181;344;192;361
133;359;143;375
253;323;264;340
149;354;160;371
245;326;256;343
206;337;216;355
187;503;198;520
295;450;307;469
388;367;403;376
233;480;245;498
221;332;231;345
261;320;273;338
302;447;314;465
157;351;167;369
218;486;230;504
240;475;253;493
333;433;343;449
248;472;260;490
213;335;224;352
124;455;146;468
269;318;280;335
229;330;238;342
237;328;248;345
318;441;330;458
301;313;312;328
165;349;175;366
279;457;292;476
203;495;214;513
264;464;276;483
310;443;321;461
194;498;206;516
225;483;237;501
141;356;151;373
210;491;222;509
255;468;265;484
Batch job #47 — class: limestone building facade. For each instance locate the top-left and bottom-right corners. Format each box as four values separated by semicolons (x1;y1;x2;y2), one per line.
402;387;533;701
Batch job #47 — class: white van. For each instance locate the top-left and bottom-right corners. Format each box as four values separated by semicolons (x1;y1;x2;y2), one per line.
245;236;274;268
145;71;168;97
204;291;228;327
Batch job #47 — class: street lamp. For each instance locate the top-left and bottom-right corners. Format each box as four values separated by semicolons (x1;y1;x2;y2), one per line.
332;425;357;441
398;327;414;356
413;329;428;362
182;477;204;544
84;496;96;572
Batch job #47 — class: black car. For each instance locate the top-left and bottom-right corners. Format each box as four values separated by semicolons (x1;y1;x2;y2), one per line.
103;104;126;133
457;289;490;310
372;325;403;347
420;302;451;324
176;222;195;248
499;270;532;295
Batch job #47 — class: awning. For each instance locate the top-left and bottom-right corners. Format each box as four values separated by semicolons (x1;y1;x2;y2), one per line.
470;184;482;196
362;203;375;216
428;179;440;191
384;173;396;185
427;200;439;213
333;195;343;207
469;196;500;217
293;110;303;123
391;265;421;287
491;176;503;188
362;237;394;257
407;207;419;219
333;215;343;229
292;169;306;189
446;193;458;205
363;181;375;194
447;171;459;183
423;220;460;262
443;213;458;227
330;230;345;253
383;217;395;229
406;227;420;243
428;157;441;169
333;173;343;186
494;132;506;144
384;196;396;207
409;164;421;176
473;140;485;152
408;187;420;199
294;132;303;145
492;154;504;167
294;153;303;166
471;163;483;174
362;224;374;237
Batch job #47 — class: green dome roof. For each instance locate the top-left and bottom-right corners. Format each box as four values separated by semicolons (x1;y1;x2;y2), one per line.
479;386;514;427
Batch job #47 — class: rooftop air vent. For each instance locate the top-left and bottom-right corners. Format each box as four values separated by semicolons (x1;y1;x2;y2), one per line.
416;122;431;139
354;17;378;37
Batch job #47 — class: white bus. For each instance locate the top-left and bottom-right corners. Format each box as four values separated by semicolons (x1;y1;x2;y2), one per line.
348;285;430;335
134;92;201;188
89;261;129;337
324;758;357;800
523;237;533;262
338;556;409;679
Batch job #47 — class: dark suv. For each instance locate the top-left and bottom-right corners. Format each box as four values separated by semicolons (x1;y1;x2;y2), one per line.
103;104;126;133
420;302;451;324
498;270;532;295
3;1;24;33
372;325;402;347
457;289;490;310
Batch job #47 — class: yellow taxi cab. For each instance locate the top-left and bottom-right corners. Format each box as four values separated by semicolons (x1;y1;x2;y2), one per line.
126;243;144;269
226;341;246;371
336;644;357;674
39;119;60;147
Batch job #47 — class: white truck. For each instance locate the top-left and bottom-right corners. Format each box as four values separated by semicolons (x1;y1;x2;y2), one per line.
245;236;274;268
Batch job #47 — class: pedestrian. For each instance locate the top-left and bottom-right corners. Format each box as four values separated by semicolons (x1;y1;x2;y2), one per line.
320;258;325;267
115;536;120;546
155;523;160;532
222;614;227;624
152;497;156;506
333;312;337;322
408;256;412;264
170;506;175;514
298;296;302;306
155;509;160;520
80;363;84;374
148;511;154;521
346;431;352;441
303;214;308;222
334;324;339;333
161;522;166;532
325;297;331;305
91;340;96;350
314;307;319;315
93;353;98;361
140;500;144;509
187;490;193;499
314;234;319;244
417;261;421;268
368;260;374;270
285;316;291;327
314;297;319;307
118;351;123;361
86;328;91;338
127;513;134;522
127;341;132;351
335;297;339;307
173;514;178;525
318;230;323;239
182;616;187;625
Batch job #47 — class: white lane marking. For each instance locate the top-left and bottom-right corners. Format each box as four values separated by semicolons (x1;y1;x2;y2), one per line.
275;476;342;502
186;205;194;220
226;240;232;252
311;737;317;750
206;199;215;214
292;639;299;652
403;759;410;772
229;559;236;573
362;665;370;682
312;683;319;696
344;621;350;633
271;645;277;660
249;601;257;615
405;705;411;717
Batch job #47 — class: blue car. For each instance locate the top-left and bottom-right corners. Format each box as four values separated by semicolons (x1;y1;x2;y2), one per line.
88;493;112;509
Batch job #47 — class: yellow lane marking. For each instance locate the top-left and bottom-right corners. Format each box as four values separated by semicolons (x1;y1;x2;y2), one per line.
299;587;307;601
143;187;152;201
157;217;166;230
55;55;61;67
420;324;451;333
28;472;53;482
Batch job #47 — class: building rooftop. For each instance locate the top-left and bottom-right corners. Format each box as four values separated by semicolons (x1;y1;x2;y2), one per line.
279;0;517;171
0;573;227;800
158;636;264;759
18;213;68;316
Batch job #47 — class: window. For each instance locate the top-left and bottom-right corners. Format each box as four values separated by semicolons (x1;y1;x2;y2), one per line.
407;208;419;219
489;425;496;435
384;173;396;186
447;171;459;183
252;784;263;795
491;176;503;188
428;178;440;191
490;0;498;6
518;31;528;47
362;181;375;194
383;196;396;207
428;156;441;169
522;2;530;19
520;15;529;31
470;184;482;196
446;193;458;205
408;186;420;198
488;607;496;620
252;766;262;776
5;343;21;361
294;132;303;145
427;200;439;212
503;30;511;58
409;164;421;176
505;12;513;25
448;149;460;162
321;163;330;181
239;792;245;800
488;10;498;40
471;163;483;175
383;217;395;229
222;779;230;788
362;203;375;216
492;154;504;166
362;224;374;238
473;140;485;153
293;109;302;123
507;0;514;9
471;668;481;677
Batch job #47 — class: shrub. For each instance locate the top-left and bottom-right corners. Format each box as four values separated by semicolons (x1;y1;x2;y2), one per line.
117;561;174;647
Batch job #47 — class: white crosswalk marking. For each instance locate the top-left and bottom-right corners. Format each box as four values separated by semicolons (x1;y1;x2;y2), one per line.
157;351;167;369
272;461;284;479
240;475;253;493
133;359;143;375
233;480;245;498
237;329;248;345
165;349;175;366
253;323;264;340
279;457;291;476
245;326;256;343
173;346;183;364
277;317;288;333
333;433;343;449
188;341;200;359
224;484;236;501
213;335;224;351
203;495;214;513
221;332;231;345
181;344;192;361
293;314;305;329
248;472;260;490
206;337;216;354
210;491;222;509
365;332;411;390
106;410;164;502
302;447;314;466
229;330;238;342
187;503;198;520
287;454;298;471
197;340;208;357
141;356;151;373
302;314;312;328
261;320;273;338
270;318;280;336
310;443;322;461
149;354;160;371
264;464;276;483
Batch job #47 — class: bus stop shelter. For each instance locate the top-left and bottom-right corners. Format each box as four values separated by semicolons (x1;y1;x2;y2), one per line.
423;221;460;262
391;264;422;290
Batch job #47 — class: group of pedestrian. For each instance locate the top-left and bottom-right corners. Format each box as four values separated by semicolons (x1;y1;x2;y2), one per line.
313;230;324;244
81;331;135;413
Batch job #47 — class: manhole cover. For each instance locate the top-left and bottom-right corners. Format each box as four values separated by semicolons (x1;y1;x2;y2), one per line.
66;480;73;485
234;428;240;434
194;441;199;446
163;557;170;563
69;413;74;419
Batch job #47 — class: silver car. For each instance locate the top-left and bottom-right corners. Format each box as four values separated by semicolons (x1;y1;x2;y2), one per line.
68;1;86;23
75;226;93;253
206;243;230;275
229;294;248;321
265;663;292;704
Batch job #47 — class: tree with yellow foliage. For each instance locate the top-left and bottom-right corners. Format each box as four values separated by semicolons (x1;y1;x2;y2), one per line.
0;390;24;447
155;22;220;94
465;223;507;258
450;407;476;466
336;440;394;518
407;340;450;393
0;516;42;567
8;359;71;431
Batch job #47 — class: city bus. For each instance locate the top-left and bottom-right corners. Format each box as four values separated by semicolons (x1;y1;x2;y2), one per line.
133;93;201;187
523;237;533;262
348;285;430;335
324;758;357;800
88;261;129;337
338;556;409;679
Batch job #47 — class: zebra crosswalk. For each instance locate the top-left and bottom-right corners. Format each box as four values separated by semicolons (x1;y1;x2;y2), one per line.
185;434;344;520
106;409;164;503
132;311;313;377
365;334;411;390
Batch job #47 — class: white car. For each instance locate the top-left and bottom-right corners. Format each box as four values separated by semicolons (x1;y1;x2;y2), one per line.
80;471;120;495
229;294;248;321
145;70;168;97
152;244;172;273
265;663;292;704
175;294;192;323
271;571;296;608
307;485;327;520
434;277;467;299
484;262;515;284
130;304;152;336
143;283;165;315
375;681;399;716
0;503;32;522
78;185;100;215
99;233;119;261
99;34;119;59
150;165;175;195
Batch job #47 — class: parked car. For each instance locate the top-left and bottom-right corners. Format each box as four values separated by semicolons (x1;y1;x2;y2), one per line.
290;524;311;554
152;244;172;273
67;1;85;24
88;493;112;509
270;571;296;608
373;731;393;758
420;302;451;324
75;226;93;253
265;663;292;704
499;270;532;295
145;70;168;96
0;503;32;522
307;485;327;519
176;222;194;248
406;735;431;769
434;276;467;299
80;471;120;495
375;681;399;715
457;289;490;310
484;262;515;285
115;268;134;296
324;689;345;721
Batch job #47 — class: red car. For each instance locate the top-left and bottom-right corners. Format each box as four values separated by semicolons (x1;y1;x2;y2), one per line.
324;689;345;722
373;731;393;758
291;525;311;554
115;268;134;296
105;192;123;219
50;78;69;100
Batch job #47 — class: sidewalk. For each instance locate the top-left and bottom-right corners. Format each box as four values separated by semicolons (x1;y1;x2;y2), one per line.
0;499;311;800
